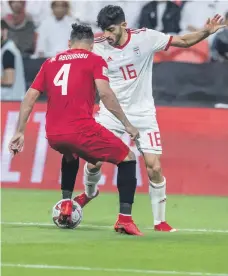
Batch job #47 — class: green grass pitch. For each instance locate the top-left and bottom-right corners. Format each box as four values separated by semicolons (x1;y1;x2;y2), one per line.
1;189;228;276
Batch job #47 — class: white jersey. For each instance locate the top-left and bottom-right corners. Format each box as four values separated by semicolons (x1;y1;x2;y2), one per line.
93;28;172;117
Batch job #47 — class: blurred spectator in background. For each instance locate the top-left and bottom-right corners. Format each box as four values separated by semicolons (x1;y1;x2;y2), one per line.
138;0;185;33
181;1;228;32
180;1;228;42
1;19;26;101
3;0;36;57
181;1;216;33
71;1;104;33
36;1;76;58
211;11;228;62
71;1;143;33
1;0;51;27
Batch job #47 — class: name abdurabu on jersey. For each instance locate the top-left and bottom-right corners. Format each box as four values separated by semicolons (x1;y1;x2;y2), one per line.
58;53;89;61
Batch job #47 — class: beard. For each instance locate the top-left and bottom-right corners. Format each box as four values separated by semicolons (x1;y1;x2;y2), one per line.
107;31;122;47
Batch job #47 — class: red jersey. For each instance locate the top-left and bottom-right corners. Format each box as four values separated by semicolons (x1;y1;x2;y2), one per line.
31;49;109;135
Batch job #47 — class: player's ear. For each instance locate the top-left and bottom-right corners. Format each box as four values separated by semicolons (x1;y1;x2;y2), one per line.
90;42;94;52
121;22;127;29
68;40;71;49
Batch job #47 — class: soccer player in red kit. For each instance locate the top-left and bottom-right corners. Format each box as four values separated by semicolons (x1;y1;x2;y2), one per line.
9;24;143;236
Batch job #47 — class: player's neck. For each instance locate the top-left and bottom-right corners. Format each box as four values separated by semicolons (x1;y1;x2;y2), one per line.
118;30;129;47
71;43;91;52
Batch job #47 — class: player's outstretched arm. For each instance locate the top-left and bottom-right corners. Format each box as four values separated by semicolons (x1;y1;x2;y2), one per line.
95;79;139;140
8;88;40;155
171;14;227;48
16;88;40;133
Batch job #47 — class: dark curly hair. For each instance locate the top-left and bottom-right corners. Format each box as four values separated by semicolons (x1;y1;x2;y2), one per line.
70;23;94;41
97;5;125;31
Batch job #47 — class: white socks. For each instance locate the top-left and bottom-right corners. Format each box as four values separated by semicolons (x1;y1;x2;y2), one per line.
149;177;166;226
83;163;101;198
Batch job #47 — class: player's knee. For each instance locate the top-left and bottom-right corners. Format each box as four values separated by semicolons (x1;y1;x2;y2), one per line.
87;162;102;173
146;163;162;182
152;164;162;175
123;150;136;162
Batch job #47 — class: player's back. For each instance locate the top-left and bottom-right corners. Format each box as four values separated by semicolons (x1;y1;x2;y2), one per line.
42;49;99;135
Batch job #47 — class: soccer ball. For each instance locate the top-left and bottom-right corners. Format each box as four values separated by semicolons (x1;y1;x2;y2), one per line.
52;199;83;229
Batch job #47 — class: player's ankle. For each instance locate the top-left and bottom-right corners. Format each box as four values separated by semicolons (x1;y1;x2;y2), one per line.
85;188;98;198
118;213;132;222
62;190;73;199
119;202;132;215
154;220;162;226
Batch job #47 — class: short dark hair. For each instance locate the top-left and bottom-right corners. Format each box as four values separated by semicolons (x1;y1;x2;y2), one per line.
1;19;9;30
70;23;94;42
97;5;125;30
51;1;69;9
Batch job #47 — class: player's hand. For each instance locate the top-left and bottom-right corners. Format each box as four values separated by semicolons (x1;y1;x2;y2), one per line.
204;14;227;35
8;132;24;156
125;125;140;141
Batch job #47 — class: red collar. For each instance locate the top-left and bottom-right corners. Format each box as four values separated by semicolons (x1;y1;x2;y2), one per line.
114;29;131;49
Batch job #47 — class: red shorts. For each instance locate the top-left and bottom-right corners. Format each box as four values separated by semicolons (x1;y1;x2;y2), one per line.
47;121;129;165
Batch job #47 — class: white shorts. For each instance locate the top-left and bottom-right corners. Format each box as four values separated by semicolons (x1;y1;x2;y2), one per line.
95;113;162;155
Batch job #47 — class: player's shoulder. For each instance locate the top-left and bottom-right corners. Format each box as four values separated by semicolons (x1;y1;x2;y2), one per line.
94;35;108;50
42;55;59;69
129;27;148;38
94;34;107;45
129;27;147;35
130;28;163;43
89;51;107;64
38;57;52;70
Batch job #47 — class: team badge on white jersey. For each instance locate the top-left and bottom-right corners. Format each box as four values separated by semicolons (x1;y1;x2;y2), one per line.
133;46;141;57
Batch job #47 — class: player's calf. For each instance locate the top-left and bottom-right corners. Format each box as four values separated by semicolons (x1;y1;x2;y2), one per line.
61;156;79;199
144;152;176;232
84;162;102;197
73;162;102;208
145;156;163;183
114;151;143;236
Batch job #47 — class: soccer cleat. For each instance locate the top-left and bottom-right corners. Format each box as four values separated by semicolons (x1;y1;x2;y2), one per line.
154;221;177;232
114;215;143;236
58;200;73;225
73;190;99;208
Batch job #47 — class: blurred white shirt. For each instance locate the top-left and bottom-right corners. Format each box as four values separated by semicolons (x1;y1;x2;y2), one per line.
70;1;145;32
36;15;75;58
180;0;228;45
181;0;228;32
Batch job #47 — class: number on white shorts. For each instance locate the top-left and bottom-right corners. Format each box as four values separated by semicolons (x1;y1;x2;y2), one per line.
147;132;161;147
53;64;71;95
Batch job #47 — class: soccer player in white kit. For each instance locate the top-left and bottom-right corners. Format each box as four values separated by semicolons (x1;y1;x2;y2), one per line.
64;6;225;233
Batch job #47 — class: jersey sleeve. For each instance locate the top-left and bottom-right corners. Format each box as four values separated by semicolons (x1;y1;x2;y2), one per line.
3;50;15;69
145;29;173;52
92;41;105;57
93;57;109;82
30;61;47;93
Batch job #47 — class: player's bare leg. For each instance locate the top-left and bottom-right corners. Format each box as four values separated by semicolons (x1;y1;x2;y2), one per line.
75;150;143;236
143;152;176;232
